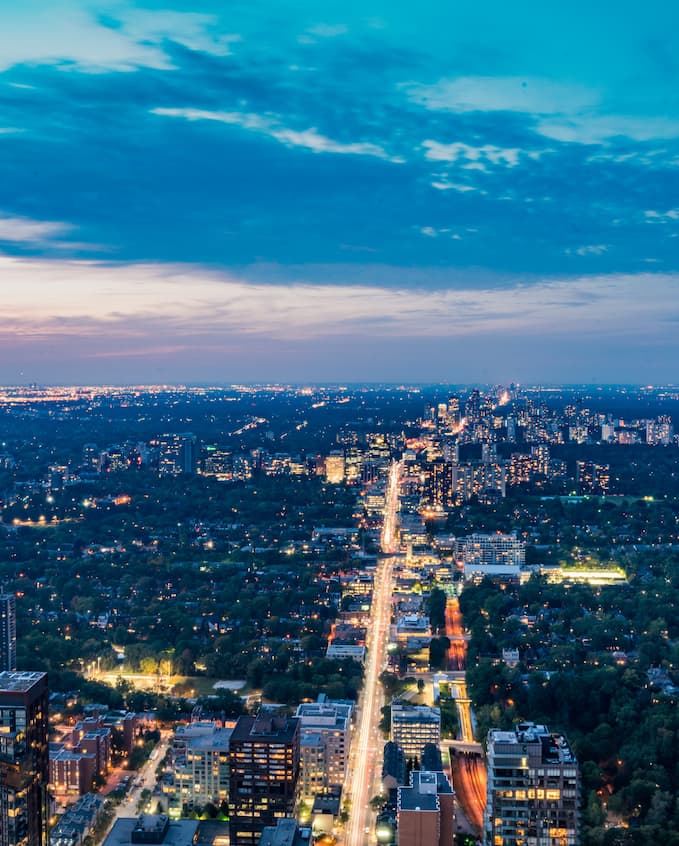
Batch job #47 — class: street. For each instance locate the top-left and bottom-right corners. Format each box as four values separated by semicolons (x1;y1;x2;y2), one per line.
344;462;401;846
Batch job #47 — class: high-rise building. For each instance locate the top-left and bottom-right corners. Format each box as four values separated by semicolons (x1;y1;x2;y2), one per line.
0;594;16;672
465;389;481;424
576;461;610;494
397;770;455;846
0;671;49;846
158;433;198;476
484;722;580;846
167;721;233;816
447;396;460;425
229;713;300;846
295;696;352;800
390;703;441;763
324;452;345;484
457;533;525;581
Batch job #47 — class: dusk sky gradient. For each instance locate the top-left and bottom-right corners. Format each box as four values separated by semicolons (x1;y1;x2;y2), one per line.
2;0;679;383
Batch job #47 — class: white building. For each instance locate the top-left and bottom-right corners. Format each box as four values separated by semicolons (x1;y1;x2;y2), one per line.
457;532;525;581
295;696;352;800
166;721;233;814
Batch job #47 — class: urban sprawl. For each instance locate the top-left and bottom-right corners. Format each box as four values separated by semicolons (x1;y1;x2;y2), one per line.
1;384;679;846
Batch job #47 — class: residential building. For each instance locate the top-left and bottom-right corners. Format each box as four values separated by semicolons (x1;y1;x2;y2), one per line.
158;433;198;476
103;816;198;846
229;713;300;846
484;722;580;846
295;696;352;800
258;818;312;846
0;594;16;672
457;533;525;581
397;770;455;846
0;671;49;846
167;721;233;815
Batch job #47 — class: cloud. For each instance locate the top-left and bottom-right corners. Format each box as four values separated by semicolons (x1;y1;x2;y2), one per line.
2;256;678;346
537;115;679;144
0;2;237;73
0;212;72;244
423;140;525;167
645;209;679;222
406;76;597;116
405;75;679;144
430;181;477;192
301;23;349;41
152;107;401;161
566;245;609;257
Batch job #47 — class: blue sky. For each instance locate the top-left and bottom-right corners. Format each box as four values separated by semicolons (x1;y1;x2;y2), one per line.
1;0;679;383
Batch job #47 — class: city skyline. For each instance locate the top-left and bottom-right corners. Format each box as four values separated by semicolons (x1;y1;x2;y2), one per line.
2;0;679;382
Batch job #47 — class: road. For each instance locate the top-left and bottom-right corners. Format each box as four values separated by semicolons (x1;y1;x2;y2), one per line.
100;731;171;838
344;462;401;846
445;598;487;835
445;598;467;672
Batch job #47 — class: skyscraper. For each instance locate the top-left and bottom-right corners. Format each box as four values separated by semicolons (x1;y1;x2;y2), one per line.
229;712;300;846
484;722;580;846
0;671;49;846
0;594;16;673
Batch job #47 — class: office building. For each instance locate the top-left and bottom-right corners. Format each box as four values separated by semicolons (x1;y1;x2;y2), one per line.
295;696;352;799
0;671;49;846
484;722;580;846
229;713;300;846
390;703;441;762
324;452;345;484
0;594;16;672
397;770;455;846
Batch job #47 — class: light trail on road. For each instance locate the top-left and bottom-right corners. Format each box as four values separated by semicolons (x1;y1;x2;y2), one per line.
445;598;487;835
344;462;401;846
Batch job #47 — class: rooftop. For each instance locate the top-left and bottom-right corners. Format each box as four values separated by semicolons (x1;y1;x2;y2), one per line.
103;818;199;846
231;714;299;744
0;671;47;693
258;818;312;846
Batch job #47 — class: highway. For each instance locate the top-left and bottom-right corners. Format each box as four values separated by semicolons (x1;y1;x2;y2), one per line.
445;598;487;834
344;462;401;846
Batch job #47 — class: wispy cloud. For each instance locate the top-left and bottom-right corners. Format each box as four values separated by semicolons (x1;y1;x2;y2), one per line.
300;23;348;42
405;76;598;116
0;2;237;73
405;75;679;144
423;140;527;168
152;108;401;161
645;209;679;222
566;245;609;257
0;212;72;244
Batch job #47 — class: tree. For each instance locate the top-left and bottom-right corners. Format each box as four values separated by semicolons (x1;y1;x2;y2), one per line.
429;636;450;670
426;587;447;631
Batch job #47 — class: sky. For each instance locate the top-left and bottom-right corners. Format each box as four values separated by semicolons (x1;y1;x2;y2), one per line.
1;0;679;384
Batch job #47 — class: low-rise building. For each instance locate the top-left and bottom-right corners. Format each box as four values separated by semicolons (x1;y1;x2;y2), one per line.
397;770;455;846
